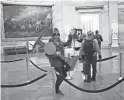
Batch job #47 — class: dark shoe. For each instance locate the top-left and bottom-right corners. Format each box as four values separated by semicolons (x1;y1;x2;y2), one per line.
81;70;84;73
84;79;91;83
91;78;96;81
56;90;64;96
65;66;71;72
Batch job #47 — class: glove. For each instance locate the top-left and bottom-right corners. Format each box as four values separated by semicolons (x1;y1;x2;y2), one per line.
99;55;102;59
82;55;85;59
79;56;82;60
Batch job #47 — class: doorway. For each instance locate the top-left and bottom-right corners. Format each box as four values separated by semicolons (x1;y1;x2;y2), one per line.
81;14;100;34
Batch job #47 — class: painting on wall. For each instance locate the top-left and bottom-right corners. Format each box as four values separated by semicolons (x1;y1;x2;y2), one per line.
2;2;53;40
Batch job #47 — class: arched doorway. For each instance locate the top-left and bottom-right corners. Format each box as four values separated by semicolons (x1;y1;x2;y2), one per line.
81;13;100;34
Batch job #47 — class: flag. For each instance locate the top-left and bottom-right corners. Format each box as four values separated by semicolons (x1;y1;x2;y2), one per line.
32;28;45;52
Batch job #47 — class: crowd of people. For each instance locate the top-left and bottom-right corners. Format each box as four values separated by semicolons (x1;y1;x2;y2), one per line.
45;28;103;96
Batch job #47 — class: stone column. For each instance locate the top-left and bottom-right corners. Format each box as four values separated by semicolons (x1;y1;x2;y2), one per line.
101;4;110;48
109;1;119;47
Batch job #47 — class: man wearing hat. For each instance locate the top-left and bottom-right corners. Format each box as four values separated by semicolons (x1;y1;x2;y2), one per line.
45;28;73;95
79;31;102;83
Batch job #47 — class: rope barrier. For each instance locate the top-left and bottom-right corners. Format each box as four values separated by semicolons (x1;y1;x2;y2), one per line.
0;55;117;64
0;58;24;63
29;60;48;72
63;76;124;93
1;53;121;93
32;58;124;93
96;55;117;62
29;43;33;46
1;73;47;88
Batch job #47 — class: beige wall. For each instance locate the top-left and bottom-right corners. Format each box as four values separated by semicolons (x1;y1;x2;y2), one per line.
118;5;124;47
61;2;111;48
61;1;117;48
0;0;121;51
52;2;79;41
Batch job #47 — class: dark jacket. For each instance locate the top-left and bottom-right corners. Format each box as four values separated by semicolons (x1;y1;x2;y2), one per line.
94;34;103;44
46;34;72;67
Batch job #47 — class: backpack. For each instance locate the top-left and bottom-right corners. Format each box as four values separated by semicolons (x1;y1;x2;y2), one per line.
83;39;95;56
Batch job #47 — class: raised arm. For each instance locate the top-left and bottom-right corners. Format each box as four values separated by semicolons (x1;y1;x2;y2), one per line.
63;33;73;47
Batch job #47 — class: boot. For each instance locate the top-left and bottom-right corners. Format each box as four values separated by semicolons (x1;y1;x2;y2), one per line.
91;73;96;81
84;74;91;83
56;89;64;96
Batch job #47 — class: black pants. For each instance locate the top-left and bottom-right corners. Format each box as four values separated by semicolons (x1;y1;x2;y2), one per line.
98;43;101;50
85;56;97;79
54;66;67;93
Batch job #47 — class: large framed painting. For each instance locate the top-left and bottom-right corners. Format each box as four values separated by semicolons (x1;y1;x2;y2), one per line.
1;2;53;41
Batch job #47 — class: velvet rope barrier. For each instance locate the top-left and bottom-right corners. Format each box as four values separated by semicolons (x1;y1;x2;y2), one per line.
1;73;47;88
29;60;48;72
0;58;24;63
96;55;117;62
63;76;124;93
32;58;124;93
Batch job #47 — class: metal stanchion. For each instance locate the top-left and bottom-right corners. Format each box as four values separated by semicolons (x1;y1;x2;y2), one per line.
51;67;56;99
118;52;123;80
117;52;124;98
25;36;32;100
26;37;29;80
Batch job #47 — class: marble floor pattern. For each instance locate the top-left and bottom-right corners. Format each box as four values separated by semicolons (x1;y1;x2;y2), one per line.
1;48;124;100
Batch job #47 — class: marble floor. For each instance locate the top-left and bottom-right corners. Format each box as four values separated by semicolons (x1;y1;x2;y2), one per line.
1;48;124;100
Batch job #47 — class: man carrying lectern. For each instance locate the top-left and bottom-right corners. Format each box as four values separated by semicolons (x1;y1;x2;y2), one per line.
44;28;74;96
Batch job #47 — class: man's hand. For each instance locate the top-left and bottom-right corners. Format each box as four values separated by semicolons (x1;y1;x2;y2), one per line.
93;52;97;56
56;52;61;55
82;55;85;59
99;55;102;59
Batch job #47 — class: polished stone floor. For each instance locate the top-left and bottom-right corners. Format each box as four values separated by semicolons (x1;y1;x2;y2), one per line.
1;48;124;100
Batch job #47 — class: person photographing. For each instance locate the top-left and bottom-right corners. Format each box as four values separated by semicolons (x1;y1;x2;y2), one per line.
45;28;73;95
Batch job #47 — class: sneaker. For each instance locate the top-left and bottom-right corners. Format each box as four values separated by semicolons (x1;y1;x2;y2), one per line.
84;79;91;83
56;90;64;96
